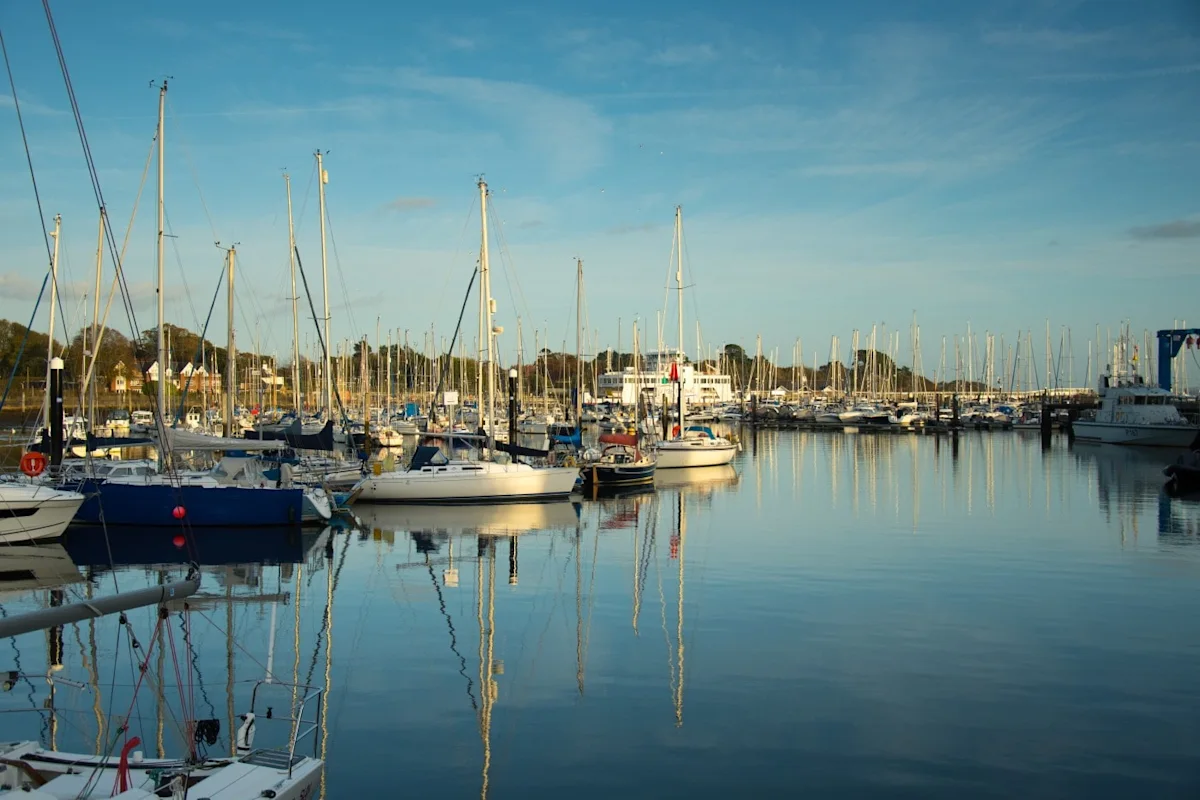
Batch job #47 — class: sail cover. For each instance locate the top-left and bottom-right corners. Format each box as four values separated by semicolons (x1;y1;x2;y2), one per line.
243;419;335;451
160;427;287;451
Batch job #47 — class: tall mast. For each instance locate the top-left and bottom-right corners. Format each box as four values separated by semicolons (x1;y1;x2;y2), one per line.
675;206;684;362
156;81;167;423
88;209;104;432
43;214;61;430
316;151;332;420
284;173;301;416
479;178;496;450
224;247;236;437
575;258;583;427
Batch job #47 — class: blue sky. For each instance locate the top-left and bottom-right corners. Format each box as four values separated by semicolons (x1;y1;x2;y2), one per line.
1;0;1197;378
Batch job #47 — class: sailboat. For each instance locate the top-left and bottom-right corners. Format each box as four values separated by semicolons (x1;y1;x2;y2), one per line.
58;85;331;527
353;179;578;503
653;207;737;469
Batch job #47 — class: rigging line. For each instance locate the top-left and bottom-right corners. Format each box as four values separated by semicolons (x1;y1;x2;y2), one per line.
173;259;226;424
0;276;49;415
0;604;44;742
178;610;215;718
485;199;534;343
0;25;53;266
430;266;479;425
164;96;220;245
321;197;359;338
163;209;202;332
39;3;142;341
294;246;350;421
425;556;479;710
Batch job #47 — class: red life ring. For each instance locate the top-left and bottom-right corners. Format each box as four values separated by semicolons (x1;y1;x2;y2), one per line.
672;425;681;438
20;452;47;477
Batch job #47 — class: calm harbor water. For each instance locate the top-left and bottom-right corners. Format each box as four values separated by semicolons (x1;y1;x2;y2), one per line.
2;429;1200;797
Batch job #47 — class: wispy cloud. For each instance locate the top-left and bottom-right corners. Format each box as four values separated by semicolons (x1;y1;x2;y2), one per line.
216;21;318;53
518;219;544;229
0;95;62;117
346;68;611;181
1036;62;1200;82
983;27;1115;50
0;272;41;302
1129;218;1200;240
649;43;717;66
385;197;437;212
606;223;659;235
800;161;934;177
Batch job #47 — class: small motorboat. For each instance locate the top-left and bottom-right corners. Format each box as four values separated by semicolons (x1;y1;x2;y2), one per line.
580;433;656;491
1164;448;1200;495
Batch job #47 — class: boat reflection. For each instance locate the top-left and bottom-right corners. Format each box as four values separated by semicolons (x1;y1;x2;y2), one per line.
0;543;84;597
355;500;582;539
61;525;332;568
653;464;739;493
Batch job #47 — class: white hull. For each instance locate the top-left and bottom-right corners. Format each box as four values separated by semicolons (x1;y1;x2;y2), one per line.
355;462;578;503
0;740;322;799
655;442;737;469
0;485;85;543
1073;421;1198;447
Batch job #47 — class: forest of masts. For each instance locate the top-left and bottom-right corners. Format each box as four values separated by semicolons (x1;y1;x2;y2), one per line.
3;314;1182;419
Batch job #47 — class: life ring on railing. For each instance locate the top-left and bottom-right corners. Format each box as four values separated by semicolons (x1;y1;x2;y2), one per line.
672;425;681;438
563;455;577;468
19;452;47;477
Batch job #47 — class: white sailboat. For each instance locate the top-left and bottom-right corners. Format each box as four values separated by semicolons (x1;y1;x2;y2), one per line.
653;207;737;469
353;179;578;503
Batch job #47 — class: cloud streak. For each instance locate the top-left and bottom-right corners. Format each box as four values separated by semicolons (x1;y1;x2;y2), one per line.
1129;218;1200;240
346;68;611;181
385;197;437;212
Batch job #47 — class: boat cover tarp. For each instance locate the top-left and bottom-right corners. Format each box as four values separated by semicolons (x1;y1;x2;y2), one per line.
244;419;335;451
552;429;583;448
684;425;716;438
28;433;154;453
161;427;287;452
409;445;448;470
598;433;639;447
493;439;551;459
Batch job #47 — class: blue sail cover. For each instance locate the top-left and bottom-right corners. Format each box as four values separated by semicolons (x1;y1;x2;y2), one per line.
552;428;583;448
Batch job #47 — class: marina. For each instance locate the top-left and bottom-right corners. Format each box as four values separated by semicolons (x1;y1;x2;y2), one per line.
0;1;1197;796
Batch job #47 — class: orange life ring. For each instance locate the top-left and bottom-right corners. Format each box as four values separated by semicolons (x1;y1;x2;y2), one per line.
20;452;47;477
671;425;681;438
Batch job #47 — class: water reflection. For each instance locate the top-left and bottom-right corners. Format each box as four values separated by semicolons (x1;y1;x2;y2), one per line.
0;432;1197;795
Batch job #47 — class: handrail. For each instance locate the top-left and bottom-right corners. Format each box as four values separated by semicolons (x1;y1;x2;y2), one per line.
246;679;324;779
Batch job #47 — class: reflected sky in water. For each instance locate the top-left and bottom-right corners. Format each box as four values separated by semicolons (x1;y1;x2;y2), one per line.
1;430;1199;797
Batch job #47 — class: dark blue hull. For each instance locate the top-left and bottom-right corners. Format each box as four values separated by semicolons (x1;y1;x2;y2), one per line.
70;480;305;527
580;461;657;487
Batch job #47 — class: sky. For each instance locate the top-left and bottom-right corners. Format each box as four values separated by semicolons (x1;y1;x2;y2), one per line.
1;0;1198;380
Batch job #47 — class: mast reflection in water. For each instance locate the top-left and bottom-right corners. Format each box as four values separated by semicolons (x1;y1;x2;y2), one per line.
0;432;1197;795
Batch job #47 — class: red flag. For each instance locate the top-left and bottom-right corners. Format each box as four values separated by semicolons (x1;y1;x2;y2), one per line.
669;362;679;382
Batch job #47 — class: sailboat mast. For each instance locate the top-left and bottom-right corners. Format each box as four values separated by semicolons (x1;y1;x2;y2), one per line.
479;179;496;449
316;151;332;420
89;210;104;432
224;247;236;437
675;206;684;362
156;81;167;422
44;214;61;430
285;173;301;415
576;259;583;427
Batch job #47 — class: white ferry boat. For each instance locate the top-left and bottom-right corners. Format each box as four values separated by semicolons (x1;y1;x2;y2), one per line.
597;349;734;408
